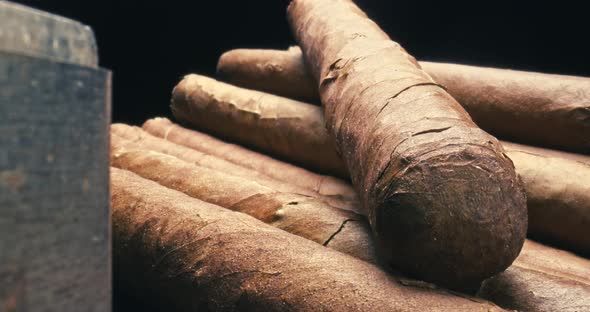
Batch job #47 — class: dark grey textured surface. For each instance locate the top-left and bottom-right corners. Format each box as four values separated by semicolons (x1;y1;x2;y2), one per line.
0;0;98;67
0;51;111;311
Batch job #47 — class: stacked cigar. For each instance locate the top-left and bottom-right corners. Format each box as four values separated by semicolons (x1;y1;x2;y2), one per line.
111;0;590;311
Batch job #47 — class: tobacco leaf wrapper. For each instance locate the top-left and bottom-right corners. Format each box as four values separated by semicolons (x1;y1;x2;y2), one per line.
173;70;589;256
111;123;360;213
111;167;506;311
218;46;590;152
110;142;375;262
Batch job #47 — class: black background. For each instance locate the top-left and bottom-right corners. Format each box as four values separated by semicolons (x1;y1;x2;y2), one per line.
14;0;590;125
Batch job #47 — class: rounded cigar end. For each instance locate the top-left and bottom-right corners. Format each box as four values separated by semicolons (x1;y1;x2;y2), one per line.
216;49;243;79
371;144;528;290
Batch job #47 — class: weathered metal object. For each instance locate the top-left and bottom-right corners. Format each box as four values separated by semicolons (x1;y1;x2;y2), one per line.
0;2;110;311
0;1;98;67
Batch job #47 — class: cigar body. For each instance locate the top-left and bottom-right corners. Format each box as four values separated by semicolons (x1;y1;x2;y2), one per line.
113;126;590;311
218;47;590;152
506;148;590;255
142;117;356;202
479;242;590;312
111;123;360;213
110;145;376;263
171;76;590;255
171;74;347;177
111;167;505;311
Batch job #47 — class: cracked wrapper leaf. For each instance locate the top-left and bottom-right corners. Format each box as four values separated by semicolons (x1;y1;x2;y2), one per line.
111;167;506;311
112;123;360;213
218;46;590;153
110;140;375;263
172;71;590;257
172;68;528;289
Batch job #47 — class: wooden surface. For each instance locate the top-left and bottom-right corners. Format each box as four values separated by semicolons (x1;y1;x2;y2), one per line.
0;51;111;312
0;0;98;67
